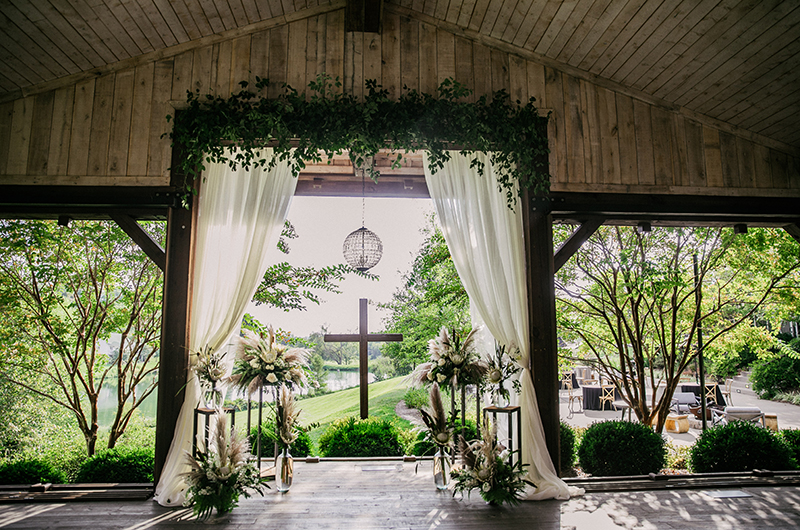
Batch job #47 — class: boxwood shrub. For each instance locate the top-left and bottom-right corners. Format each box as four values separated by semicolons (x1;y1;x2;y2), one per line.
0;458;67;485
779;429;800;464
577;420;666;476
75;448;154;483
249;421;314;458
560;421;576;471
691;421;797;472
318;417;404;457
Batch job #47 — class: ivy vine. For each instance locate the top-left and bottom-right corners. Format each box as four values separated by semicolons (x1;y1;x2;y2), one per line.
167;75;550;207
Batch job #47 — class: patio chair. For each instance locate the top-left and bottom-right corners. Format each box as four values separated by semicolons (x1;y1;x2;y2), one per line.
566;383;583;415
721;378;733;405
705;383;718;405
711;406;766;427
599;385;615;411
670;392;698;414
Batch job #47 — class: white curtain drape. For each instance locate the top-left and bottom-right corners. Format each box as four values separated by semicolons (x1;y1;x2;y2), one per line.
154;150;297;507
423;151;581;500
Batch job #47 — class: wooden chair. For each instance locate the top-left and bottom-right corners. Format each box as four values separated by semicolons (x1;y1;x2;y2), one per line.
705;383;718;405
567;383;583;414
599;385;615;411
721;378;733;405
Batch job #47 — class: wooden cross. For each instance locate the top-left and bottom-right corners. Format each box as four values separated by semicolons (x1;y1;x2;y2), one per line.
324;298;403;419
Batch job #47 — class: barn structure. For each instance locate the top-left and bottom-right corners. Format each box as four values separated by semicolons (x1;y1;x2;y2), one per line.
1;0;799;494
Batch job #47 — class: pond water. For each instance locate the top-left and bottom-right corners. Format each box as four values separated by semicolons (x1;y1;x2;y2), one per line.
96;369;374;426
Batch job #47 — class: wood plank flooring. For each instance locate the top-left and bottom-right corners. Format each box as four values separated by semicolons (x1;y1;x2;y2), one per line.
2;461;800;529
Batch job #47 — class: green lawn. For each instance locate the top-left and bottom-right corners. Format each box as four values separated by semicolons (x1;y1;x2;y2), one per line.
233;376;416;452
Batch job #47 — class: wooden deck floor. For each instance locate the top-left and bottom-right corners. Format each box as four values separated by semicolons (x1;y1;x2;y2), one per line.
2;461;800;529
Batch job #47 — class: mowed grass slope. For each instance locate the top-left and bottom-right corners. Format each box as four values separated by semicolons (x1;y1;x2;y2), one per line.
234;376;416;451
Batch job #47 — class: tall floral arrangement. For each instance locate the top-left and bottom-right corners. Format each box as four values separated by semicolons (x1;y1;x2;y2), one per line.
229;325;309;395
410;327;488;389
276;384;300;449
193;345;227;408
485;343;521;406
419;383;453;449
450;419;530;505
183;414;267;519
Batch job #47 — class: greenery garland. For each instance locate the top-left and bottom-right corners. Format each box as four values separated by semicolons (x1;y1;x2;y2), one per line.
168;74;550;208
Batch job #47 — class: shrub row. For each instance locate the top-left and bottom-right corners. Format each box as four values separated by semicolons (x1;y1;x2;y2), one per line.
560;420;800;477
0;448;154;485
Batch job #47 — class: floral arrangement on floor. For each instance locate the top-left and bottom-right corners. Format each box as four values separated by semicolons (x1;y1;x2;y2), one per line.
183;413;267;519
193;345;227;407
485;342;522;406
419;383;453;449
230;325;309;395
410;327;488;389
450;419;531;505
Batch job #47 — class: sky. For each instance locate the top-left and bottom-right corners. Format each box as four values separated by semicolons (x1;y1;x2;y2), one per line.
246;196;435;338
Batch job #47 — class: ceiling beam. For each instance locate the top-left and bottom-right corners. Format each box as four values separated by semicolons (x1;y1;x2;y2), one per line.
110;214;166;272
554;218;604;273
785;224;800;245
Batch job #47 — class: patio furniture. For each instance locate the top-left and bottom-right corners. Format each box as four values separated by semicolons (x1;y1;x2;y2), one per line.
564;381;583;414
581;384;620;410
765;413;778;431
704;383;719;405
670;392;698;414
721;378;734;405
599;385;616;411
665;414;689;433
680;383;726;407
711;406;766;427
612;399;632;420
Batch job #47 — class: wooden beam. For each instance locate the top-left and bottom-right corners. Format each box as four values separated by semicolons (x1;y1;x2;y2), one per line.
346;0;383;33
785;224;800;245
110;214;166;272
154;143;194;486
554;218;603;273
522;191;560;473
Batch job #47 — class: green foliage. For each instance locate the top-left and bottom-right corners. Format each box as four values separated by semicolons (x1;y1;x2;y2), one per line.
169;75;550;208
666;442;692;470
774;390;800;406
381;217;470;374
577;421;666;476
779;429;800;464
0;220;163;455
560;422;576;470
0;458;67;485
370;356;396;381
75;448;154;483
751;354;800;399
403;387;430;410
690;421;796;472
248;422;313;458
318;417;404;457
308;325;359;366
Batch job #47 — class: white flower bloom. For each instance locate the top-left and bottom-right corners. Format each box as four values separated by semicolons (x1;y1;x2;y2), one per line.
451;354;464;365
436;373;446;383
264;350;277;363
489;369;503;384
477;468;491;480
266;364;274;370
427;372;435;381
435;432;450;444
266;373;278;384
482;482;491;492
438;358;446;366
249;359;259;369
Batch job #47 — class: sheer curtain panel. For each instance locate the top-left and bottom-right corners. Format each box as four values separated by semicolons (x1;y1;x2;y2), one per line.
423;151;581;500
155;150;297;507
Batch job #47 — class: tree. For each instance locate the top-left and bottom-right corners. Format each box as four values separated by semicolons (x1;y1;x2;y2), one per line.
307;325;358;365
557;226;799;433
380;215;470;374
251;221;376;311
0;220;163;455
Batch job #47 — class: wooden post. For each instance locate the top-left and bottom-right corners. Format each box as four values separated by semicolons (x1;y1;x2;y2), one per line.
522;190;561;473
154;139;194;485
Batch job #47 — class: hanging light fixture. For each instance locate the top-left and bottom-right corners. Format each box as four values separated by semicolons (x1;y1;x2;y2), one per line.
343;156;383;272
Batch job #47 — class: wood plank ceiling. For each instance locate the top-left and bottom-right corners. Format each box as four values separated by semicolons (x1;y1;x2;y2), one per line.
1;0;798;151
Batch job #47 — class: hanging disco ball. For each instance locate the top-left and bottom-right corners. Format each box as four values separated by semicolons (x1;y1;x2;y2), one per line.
343;227;383;272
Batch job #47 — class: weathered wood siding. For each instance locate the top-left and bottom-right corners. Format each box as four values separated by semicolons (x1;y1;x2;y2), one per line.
0;7;798;195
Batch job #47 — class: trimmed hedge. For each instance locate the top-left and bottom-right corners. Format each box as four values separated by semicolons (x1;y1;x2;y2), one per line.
560;422;576;470
779;429;800;464
691;421;797;472
318;417;404;457
75;448;154;483
248;421;314;458
0;458;67;485
577;420;666;476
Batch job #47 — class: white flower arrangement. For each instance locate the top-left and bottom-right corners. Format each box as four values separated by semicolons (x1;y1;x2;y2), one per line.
410;327;488;389
229;325;310;395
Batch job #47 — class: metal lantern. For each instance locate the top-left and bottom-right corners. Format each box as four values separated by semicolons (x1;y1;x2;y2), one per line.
343;226;383;272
